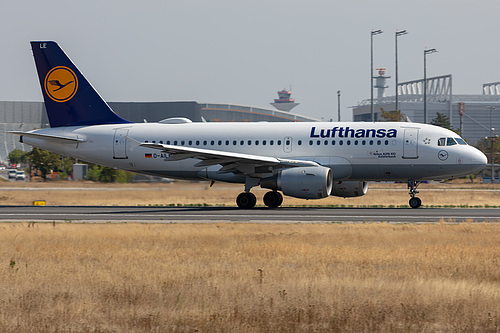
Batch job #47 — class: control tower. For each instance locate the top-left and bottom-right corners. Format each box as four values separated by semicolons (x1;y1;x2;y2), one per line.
270;89;299;112
374;68;390;101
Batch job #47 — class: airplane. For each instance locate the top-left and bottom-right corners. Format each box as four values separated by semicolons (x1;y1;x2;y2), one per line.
11;41;487;209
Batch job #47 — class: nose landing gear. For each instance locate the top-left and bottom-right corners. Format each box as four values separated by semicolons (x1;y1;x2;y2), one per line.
408;180;422;208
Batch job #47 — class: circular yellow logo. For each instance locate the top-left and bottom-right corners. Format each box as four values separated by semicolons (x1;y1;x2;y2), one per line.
44;66;78;102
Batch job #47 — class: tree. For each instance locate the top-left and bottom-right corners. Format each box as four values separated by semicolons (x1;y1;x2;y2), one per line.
476;136;500;165
87;165;132;183
27;148;63;180
379;108;406;122
8;149;28;166
431;112;457;133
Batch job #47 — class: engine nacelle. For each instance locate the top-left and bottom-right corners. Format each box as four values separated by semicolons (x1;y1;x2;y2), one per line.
261;166;333;199
330;181;368;198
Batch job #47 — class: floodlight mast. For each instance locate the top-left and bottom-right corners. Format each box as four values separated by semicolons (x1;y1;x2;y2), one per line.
423;48;438;123
370;29;383;122
395;30;408;112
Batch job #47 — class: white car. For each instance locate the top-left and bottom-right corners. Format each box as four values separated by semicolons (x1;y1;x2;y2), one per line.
8;169;17;179
15;171;26;181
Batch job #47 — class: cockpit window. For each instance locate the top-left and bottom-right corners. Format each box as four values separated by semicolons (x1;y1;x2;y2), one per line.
446;137;457;146
438;138;446;146
455;137;467;145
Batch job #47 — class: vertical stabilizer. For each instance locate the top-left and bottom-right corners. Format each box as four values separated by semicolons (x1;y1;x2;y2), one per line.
31;41;131;127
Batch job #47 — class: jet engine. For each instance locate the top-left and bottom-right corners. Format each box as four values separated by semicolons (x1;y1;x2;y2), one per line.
261;166;333;199
330;181;368;197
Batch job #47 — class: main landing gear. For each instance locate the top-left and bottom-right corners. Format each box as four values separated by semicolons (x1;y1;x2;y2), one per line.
236;191;284;209
236;176;284;209
263;191;283;208
236;192;257;209
408;180;422;209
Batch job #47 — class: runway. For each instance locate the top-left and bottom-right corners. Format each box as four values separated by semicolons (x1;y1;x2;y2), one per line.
0;206;498;223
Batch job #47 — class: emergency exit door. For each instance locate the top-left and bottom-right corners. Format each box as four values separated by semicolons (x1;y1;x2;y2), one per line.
403;128;419;159
113;129;129;159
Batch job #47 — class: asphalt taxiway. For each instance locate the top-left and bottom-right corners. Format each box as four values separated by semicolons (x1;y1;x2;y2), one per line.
0;206;498;223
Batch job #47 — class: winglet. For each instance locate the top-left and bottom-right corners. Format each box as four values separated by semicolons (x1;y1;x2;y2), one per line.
30;41;131;127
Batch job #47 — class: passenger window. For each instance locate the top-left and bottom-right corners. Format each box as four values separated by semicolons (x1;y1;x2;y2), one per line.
277;140;282;145
339;140;344;146
218;140;222;145
369;140;374;145
455;138;467;145
248;140;252;145
240;140;244;145
354;140;358;145
210;140;214;145
233;140;237;145
174;140;178;145
332;140;336;145
255;140;259;145
324;140;328;145
203;140;207;145
438;138;446;146
446;137;457;146
298;140;302;146
263;140;267;145
316;140;321;145
362;140;366;145
347;140;351;145
309;140;313;145
270;140;274;145
385;140;389;145
377;140;381;145
196;140;200;145
167;140;171;144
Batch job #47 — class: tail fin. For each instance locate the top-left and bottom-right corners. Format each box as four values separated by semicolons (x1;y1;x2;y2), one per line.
31;41;131;127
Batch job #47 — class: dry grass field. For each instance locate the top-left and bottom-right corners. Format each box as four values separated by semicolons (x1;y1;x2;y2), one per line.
0;222;499;332
1;180;500;207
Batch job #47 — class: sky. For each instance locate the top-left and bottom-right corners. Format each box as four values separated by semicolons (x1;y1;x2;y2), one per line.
1;0;499;121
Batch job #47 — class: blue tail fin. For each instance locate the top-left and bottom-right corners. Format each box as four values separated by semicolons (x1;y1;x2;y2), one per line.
31;41;131;127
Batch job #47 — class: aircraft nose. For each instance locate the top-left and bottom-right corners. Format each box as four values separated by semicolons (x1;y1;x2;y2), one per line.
468;147;488;173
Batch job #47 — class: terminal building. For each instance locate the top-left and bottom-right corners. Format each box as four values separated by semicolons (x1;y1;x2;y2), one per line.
0;91;318;163
352;69;500;145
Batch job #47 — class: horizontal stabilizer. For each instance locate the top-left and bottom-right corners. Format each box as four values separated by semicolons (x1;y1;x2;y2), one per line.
9;131;86;143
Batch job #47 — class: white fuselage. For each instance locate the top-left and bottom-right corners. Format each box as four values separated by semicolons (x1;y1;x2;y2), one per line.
21;121;487;182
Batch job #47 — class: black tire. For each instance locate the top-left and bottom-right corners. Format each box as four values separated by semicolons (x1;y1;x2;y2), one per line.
409;197;422;209
263;191;283;208
236;192;257;209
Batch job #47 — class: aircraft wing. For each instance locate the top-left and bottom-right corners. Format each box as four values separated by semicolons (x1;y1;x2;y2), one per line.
139;142;318;171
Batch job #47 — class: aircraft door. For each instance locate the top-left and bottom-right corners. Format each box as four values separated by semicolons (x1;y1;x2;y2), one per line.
283;137;292;153
403;128;419;159
113;128;129;159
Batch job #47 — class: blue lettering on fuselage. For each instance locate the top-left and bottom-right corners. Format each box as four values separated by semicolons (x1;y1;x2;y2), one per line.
310;126;397;138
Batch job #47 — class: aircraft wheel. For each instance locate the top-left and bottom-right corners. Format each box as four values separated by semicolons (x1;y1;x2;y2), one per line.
263;191;283;208
236;192;257;209
409;197;422;209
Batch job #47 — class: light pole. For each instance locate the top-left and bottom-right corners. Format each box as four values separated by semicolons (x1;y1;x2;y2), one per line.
371;29;383;122
487;106;496;183
423;48;437;123
337;90;341;122
395;30;407;112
